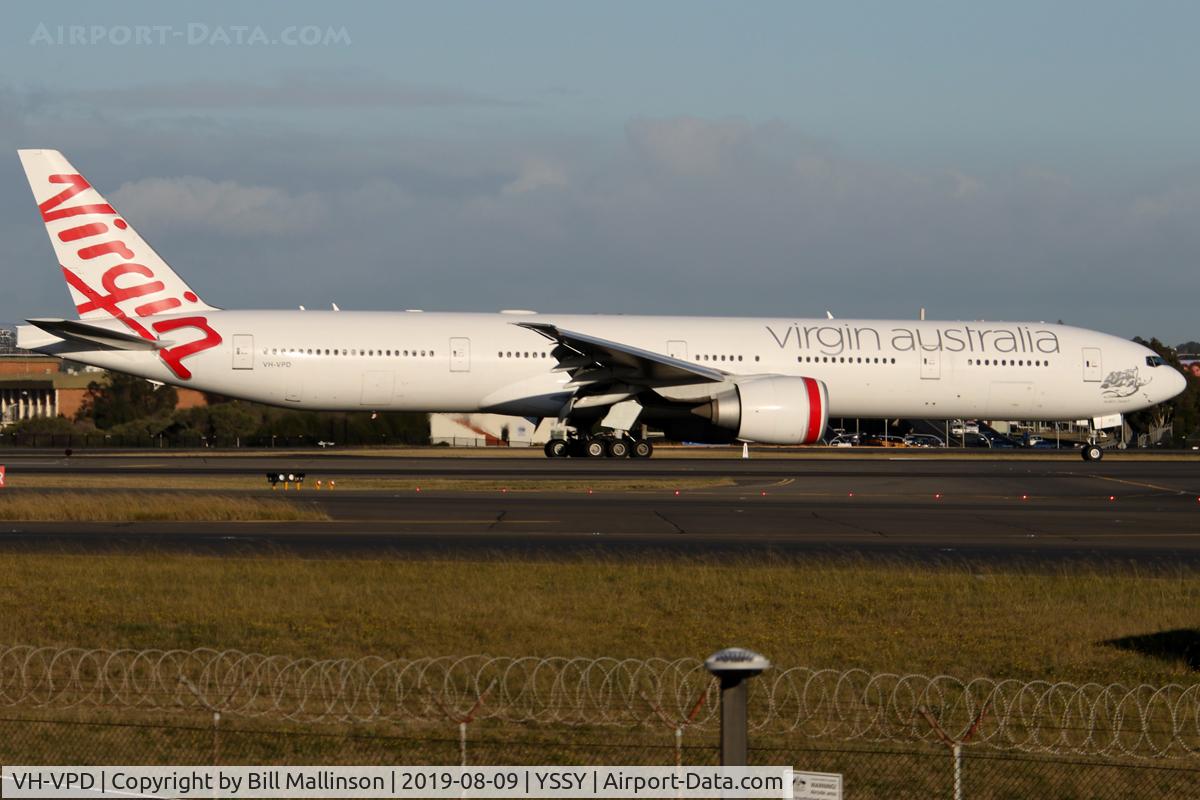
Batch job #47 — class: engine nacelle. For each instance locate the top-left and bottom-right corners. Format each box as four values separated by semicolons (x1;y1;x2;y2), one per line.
694;376;829;445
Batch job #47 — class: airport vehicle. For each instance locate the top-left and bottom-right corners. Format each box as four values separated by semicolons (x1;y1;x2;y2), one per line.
950;420;980;436
828;434;858;447
13;150;1187;461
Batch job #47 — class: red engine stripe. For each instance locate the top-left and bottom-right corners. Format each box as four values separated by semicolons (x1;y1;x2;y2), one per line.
803;377;823;444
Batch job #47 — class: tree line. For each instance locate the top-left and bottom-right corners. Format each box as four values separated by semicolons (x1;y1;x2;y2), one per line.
4;373;429;447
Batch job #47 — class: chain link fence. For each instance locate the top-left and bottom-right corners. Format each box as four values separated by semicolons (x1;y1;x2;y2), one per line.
1;646;1198;798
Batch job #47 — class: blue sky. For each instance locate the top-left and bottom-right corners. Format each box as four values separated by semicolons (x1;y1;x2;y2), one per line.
2;1;1198;342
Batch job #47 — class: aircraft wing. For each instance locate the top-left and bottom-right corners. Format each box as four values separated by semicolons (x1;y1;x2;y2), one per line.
516;322;726;388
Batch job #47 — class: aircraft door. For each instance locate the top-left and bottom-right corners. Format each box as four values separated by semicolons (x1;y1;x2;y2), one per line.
361;371;394;406
920;351;940;380
1082;347;1102;382
232;334;254;370
667;340;688;360
450;337;470;372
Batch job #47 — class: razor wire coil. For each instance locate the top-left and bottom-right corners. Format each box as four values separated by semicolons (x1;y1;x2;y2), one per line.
1;645;1198;760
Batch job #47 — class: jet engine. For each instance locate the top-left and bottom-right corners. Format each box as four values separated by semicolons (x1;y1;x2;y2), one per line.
691;375;828;445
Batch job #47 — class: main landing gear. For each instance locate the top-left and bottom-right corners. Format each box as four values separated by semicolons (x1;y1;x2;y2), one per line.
543;433;654;458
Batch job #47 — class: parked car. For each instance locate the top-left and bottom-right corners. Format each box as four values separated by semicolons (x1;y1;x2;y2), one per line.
828;434;859;447
959;432;992;448
950;420;980;436
903;433;945;448
984;433;1018;448
860;434;909;447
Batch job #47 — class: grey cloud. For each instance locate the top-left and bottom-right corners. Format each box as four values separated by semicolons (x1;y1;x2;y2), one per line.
110;177;325;236
1;95;1197;341
49;74;519;111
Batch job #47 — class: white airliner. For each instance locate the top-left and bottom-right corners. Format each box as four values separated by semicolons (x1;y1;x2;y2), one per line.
14;150;1186;460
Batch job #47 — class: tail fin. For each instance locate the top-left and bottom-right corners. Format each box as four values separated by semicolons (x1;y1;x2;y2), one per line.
17;149;217;330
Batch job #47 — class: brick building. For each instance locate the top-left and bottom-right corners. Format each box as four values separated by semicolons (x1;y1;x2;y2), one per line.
0;355;207;427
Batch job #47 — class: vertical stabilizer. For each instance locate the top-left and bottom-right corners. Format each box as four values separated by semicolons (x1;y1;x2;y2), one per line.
17;149;223;379
17;149;217;327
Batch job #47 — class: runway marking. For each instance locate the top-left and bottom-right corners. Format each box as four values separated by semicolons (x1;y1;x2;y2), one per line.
349;519;561;524
1073;474;1189;494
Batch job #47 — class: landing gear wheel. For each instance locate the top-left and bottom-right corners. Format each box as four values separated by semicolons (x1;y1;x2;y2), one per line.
585;439;607;458
1083;444;1103;462
544;439;568;458
607;438;630;458
631;440;654;459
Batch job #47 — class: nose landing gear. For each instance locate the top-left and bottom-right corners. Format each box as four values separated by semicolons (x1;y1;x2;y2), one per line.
1081;423;1104;462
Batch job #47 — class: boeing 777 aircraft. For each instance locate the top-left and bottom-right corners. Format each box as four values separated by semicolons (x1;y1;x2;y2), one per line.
14;150;1187;460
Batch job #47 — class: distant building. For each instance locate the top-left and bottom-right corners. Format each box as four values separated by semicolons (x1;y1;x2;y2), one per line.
429;413;559;446
0;355;208;427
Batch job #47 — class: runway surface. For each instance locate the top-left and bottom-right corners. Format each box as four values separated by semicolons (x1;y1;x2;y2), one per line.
2;451;1199;563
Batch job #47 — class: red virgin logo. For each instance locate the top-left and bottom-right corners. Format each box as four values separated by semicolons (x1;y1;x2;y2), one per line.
40;173;221;380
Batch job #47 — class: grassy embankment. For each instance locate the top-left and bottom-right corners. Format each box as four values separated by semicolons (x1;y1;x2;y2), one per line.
0;553;1196;684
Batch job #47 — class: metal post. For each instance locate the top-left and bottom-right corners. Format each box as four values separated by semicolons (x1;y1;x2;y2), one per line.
953;743;963;800
705;648;769;767
213;711;220;766
718;676;749;765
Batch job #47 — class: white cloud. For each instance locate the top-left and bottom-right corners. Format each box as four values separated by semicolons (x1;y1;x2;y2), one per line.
503;158;568;195
110;177;324;236
626;116;753;176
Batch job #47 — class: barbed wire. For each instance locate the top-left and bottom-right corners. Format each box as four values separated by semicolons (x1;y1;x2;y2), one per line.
1;646;1199;760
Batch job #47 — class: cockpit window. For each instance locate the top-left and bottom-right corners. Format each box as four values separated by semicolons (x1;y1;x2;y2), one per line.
1145;356;1167;367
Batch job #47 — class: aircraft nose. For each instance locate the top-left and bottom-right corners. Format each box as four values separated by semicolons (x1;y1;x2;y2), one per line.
1167;367;1188;400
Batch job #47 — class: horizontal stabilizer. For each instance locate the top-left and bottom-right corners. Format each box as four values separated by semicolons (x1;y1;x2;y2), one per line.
25;318;170;351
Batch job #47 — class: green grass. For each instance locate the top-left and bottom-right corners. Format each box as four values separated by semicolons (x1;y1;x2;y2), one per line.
1;553;1197;683
0;492;328;521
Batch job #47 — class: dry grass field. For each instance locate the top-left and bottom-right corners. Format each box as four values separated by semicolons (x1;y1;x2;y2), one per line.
3;475;735;493
0;491;327;522
1;553;1196;684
